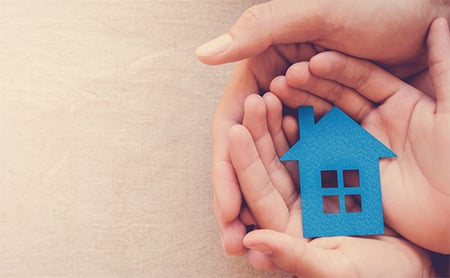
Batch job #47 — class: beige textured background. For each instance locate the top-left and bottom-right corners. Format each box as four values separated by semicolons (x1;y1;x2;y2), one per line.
0;0;290;277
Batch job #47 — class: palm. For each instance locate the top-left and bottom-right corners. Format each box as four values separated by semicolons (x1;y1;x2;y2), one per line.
360;80;450;251
276;197;430;277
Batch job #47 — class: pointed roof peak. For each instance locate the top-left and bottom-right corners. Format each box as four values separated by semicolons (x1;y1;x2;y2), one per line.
281;106;396;161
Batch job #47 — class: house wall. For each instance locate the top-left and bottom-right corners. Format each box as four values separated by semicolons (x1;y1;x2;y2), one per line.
299;159;384;237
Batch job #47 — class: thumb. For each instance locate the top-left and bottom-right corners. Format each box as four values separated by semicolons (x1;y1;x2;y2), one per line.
196;0;326;65
243;230;351;277
428;17;450;114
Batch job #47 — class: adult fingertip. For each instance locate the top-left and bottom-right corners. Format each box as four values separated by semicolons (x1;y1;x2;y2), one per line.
198;0;327;65
196;33;233;62
196;1;273;65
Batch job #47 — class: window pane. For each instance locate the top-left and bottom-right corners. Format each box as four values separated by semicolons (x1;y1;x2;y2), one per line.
345;194;362;212
343;169;360;187
322;195;340;214
321;170;338;188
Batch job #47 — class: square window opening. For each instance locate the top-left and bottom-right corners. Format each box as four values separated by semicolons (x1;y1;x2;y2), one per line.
321;170;338;188
322;195;340;214
345;194;362;213
343;169;360;188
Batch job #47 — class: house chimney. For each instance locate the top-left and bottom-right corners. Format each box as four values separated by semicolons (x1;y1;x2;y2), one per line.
298;106;315;139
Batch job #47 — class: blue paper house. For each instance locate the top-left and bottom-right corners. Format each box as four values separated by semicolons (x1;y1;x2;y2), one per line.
281;106;396;238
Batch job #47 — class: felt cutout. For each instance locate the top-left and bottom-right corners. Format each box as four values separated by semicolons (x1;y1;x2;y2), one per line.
280;106;396;238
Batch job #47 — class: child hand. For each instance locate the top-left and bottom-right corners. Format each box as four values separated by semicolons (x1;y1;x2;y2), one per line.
270;18;450;253
210;44;330;255
230;93;433;276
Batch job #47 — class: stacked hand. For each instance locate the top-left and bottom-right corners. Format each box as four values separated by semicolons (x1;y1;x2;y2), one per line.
230;93;433;276
197;0;449;256
226;17;450;275
269;17;450;254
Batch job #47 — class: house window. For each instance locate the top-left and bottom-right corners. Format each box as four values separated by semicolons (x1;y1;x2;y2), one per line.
321;170;338;188
343;170;360;187
321;170;362;214
322;195;340;214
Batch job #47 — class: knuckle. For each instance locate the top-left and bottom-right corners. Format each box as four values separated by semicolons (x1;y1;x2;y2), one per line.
326;82;345;103
353;65;372;91
236;3;273;28
266;154;283;176
241;7;259;24
354;101;372;123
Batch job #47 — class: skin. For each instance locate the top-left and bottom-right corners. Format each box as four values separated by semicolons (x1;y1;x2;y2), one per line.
198;0;450;255
230;93;433;277
270;18;450;254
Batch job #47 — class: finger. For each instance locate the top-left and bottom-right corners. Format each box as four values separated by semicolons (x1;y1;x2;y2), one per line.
196;0;327;65
281;116;300;188
427;17;450;113
283;198;303;238
285;61;374;122
211;142;248;255
243;95;298;207
309;51;406;103
282;115;299;146
213;196;248;256
239;205;257;227
270;75;332;116
247;249;278;271
230;124;289;231
263;92;302;203
211;62;259;255
263;93;298;187
262;92;289;157
243;230;351;277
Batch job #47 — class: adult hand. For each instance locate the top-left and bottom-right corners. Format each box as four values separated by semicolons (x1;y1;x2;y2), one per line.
230;93;433;276
270;17;450;253
197;0;447;77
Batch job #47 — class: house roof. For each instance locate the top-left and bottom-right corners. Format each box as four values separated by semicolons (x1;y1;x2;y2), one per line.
280;106;396;163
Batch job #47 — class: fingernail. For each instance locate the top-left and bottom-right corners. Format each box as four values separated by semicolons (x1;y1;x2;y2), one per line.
247;243;273;255
196;34;232;56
